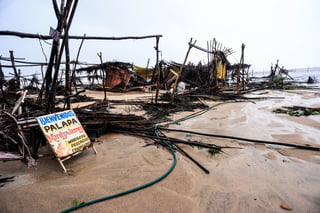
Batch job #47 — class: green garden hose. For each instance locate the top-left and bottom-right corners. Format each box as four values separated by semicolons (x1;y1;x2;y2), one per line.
60;124;177;213
60;100;245;212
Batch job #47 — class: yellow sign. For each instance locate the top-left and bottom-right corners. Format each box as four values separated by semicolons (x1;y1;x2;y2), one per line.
36;110;91;158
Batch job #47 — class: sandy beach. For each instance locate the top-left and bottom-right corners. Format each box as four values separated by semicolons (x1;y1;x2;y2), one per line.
1;89;320;213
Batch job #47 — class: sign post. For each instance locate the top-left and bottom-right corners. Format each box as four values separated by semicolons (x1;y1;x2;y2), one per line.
36;110;97;172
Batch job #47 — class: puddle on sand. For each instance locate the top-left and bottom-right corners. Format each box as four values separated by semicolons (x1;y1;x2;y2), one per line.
241;90;320;146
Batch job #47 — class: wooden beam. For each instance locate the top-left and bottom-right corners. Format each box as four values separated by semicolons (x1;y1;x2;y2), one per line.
0;30;162;40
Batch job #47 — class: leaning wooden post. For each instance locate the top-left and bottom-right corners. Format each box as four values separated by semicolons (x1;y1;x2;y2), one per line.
170;38;195;104
48;0;78;113
70;34;86;92
154;36;161;104
40;0;65;104
63;0;71;109
64;26;71;109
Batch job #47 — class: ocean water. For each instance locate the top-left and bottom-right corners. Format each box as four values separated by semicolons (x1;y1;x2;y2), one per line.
251;67;320;89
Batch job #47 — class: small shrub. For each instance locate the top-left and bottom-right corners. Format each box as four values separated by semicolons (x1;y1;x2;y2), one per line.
207;148;221;156
72;198;85;207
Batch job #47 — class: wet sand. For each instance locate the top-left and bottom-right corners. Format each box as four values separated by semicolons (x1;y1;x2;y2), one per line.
0;89;320;213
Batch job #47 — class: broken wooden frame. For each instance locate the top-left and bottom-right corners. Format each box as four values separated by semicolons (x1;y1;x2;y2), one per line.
170;38;236;103
0;26;162;111
57;145;97;173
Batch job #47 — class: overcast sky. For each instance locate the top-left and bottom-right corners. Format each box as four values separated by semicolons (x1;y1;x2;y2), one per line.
0;0;319;75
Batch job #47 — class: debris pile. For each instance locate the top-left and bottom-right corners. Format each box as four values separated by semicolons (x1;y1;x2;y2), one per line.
0;0;318;175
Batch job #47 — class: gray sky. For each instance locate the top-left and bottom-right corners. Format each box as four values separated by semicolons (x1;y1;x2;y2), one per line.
0;0;319;75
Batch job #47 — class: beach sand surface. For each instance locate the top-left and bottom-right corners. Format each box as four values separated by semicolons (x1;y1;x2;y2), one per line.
0;89;320;213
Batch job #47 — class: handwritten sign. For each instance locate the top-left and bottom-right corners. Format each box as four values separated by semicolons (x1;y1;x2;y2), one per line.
36;110;91;158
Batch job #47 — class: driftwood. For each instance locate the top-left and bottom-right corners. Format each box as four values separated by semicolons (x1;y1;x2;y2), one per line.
0;111;36;166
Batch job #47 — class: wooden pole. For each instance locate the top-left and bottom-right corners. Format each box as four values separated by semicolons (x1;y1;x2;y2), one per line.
241;44;245;90
63;0;71;109
42;0;71;102
145;58;150;80
207;41;212;73
0;63;7;103
154;37;160;104
170;38;196;104
52;0;60;19
0;30;162;41
97;52;107;102
237;43;245;93
173;143;210;174
48;0;77;113
213;56;217;88
70;34;86;92
9;50;20;89
64;27;71;109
